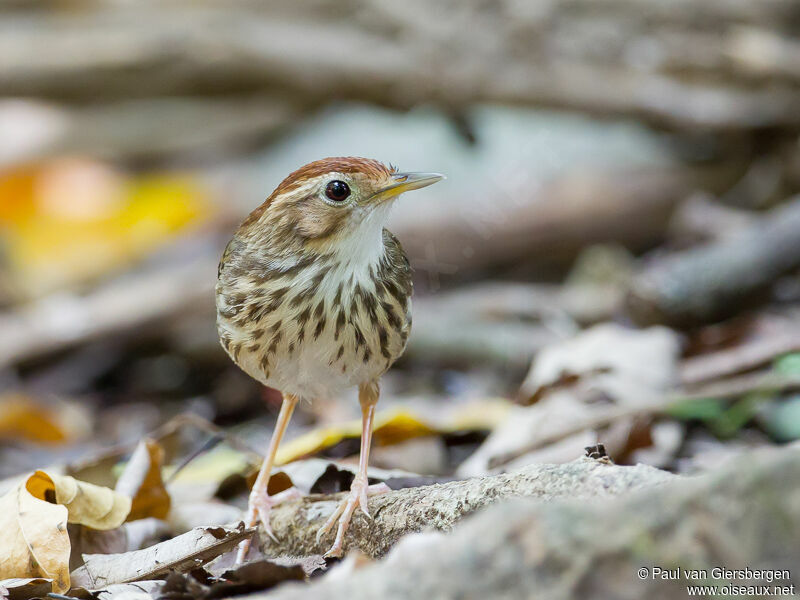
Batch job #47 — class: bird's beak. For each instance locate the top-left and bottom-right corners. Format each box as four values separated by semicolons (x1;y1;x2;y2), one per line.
370;172;445;203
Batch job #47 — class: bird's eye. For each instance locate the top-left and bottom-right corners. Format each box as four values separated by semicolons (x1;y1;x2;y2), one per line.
325;180;351;202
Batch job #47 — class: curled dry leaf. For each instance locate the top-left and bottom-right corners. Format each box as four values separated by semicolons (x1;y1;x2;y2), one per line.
0;578;53;600
70;525;254;590
0;471;130;593
116;439;171;521
26;471;131;530
0;483;70;593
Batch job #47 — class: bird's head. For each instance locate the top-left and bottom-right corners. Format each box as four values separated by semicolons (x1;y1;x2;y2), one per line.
238;157;443;257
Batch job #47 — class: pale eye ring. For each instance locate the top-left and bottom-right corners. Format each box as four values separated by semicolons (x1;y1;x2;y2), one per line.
325;180;350;202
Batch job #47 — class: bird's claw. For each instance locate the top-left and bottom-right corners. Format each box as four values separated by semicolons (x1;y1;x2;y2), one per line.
237;486;303;563
316;479;390;557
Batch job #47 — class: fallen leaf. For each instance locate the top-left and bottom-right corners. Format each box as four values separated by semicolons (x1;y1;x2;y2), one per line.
116;439;171;521
166;444;254;489
275;401;510;465
0;393;91;445
631;421;685;468
761;395;800;441
775;352;800;375
95;580;163;600
167;501;242;535
0;470;131;592
519;323;680;404
0;158;214;298
274;458;423;495
463;326;681;475
457;392;601;476
371;436;449;475
0;578;53;600
0;478;71;592
155;559;306;600
70;525;254;590
26;471;131;529
69;518;171;571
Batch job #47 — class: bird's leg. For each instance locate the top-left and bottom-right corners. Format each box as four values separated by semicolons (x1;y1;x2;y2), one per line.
236;392;300;564
316;380;391;558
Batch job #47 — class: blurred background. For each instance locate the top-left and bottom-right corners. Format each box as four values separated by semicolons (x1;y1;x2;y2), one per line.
2;0;800;490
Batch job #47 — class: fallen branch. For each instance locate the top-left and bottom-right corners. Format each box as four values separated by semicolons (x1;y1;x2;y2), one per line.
627;197;800;327
261;448;800;599
261;457;675;558
679;323;800;385
3;0;800;129
488;371;800;470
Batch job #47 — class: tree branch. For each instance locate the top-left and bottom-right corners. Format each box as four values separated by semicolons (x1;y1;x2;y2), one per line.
261;458;675;558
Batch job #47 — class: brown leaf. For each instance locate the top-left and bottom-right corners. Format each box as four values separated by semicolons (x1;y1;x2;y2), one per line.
116;439;171;521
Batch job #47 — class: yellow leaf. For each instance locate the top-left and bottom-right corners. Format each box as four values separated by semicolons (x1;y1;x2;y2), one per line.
115;439;171;521
0;158;214;298
274;400;513;466
275;408;437;465
164;444;251;485
25;471;131;530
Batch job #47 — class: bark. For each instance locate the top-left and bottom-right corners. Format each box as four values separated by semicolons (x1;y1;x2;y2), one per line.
259;448;800;600
626;197;800;327
260;457;675;558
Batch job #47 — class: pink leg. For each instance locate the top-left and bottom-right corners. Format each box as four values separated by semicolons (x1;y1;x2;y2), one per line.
316;380;390;558
236;392;299;564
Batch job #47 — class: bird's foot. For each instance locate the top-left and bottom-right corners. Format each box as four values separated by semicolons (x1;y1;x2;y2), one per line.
316;477;390;558
253;485;304;541
236;485;303;563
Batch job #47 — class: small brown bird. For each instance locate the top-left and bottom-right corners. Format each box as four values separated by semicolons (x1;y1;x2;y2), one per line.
216;157;443;559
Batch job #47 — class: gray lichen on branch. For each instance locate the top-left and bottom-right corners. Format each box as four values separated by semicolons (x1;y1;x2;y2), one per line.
260;457;675;558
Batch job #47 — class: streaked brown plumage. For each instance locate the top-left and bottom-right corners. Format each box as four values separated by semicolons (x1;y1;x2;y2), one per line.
215;157;443;559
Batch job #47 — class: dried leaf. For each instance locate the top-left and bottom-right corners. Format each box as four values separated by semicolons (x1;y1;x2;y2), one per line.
0;470;131;592
0;479;71;592
26;471;131;529
0;393;91;445
0;158;214;298
520;323;680;404
70;525;254;590
168;501;242;535
275;402;509;465
95;580;163;600
458;392;601;476
155;559;306;600
0;578;53;600
69;519;171;571
116;439;171;521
